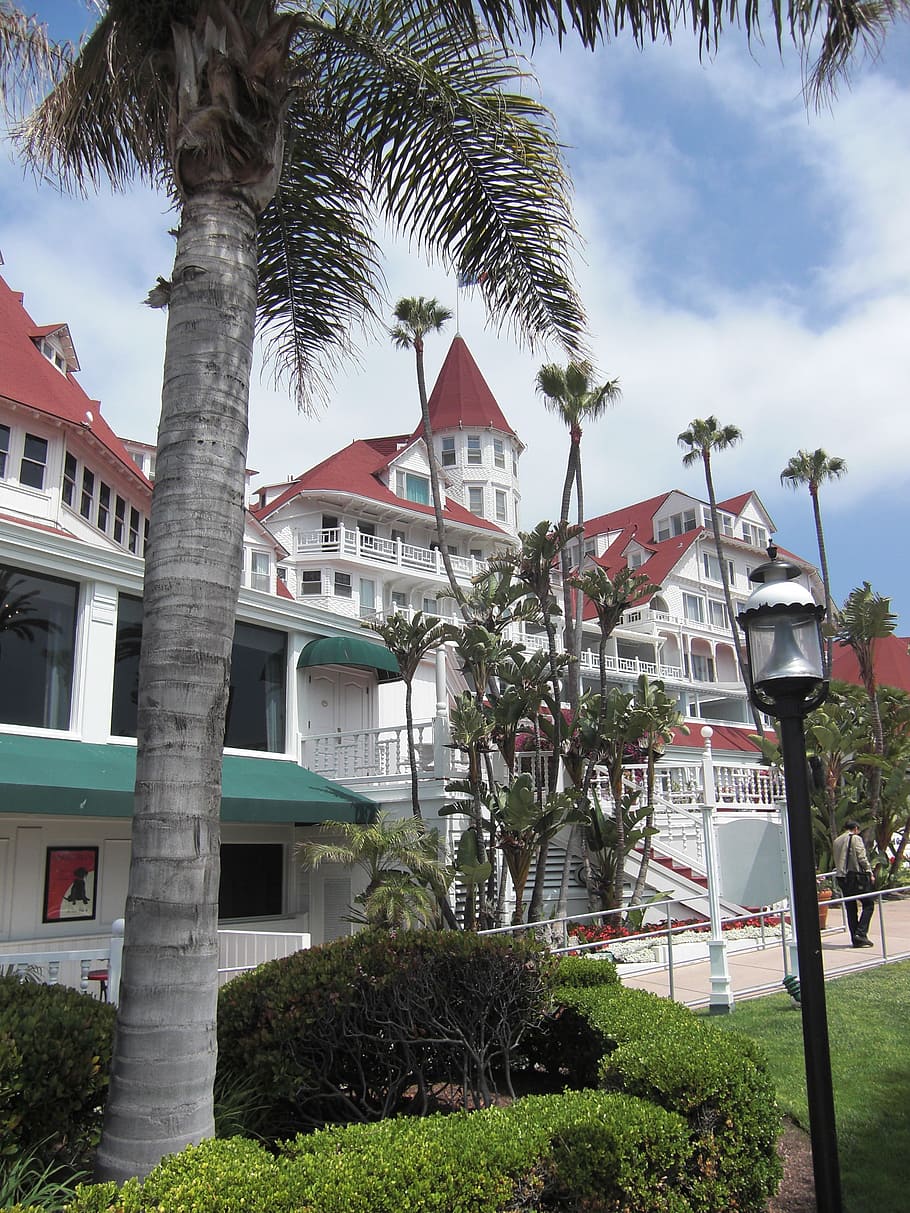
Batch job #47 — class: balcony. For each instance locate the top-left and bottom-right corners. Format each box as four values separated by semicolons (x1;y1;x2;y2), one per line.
295;526;488;584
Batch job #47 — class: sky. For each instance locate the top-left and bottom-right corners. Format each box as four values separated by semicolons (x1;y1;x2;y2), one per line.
2;2;908;632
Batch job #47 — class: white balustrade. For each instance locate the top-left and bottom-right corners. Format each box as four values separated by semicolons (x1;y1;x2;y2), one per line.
301;720;438;780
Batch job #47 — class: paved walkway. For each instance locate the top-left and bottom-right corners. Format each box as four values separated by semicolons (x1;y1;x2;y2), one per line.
617;891;910;1009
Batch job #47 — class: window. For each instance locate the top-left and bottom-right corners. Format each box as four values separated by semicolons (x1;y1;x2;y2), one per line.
251;550;270;592
441;436;456;467
321;514;339;550
128;507;142;554
512;451;518;476
62;452;77;506
0;563;78;730
299;570;322;595
113;497;126;545
683;593;704;623
627;551;643;569
396;471;430;505
219;843;284;919
468;486;484;515
742;522;767;548
657;509;697;542
495;490;507;522
334;572;352;598
0;425;9;478
470;548;483;562
113;600;287;752
584;538;596;557
493;438;505;469
391;591;408;611
423;597;438;616
447;544;458;556
466;435;482;465
97;483;111;533
359;579;376;613
703;552;734;584
391;529;406;545
691;653;715;682
19;433;48;490
80;468;95;519
708;599;727;628
357;522;376;537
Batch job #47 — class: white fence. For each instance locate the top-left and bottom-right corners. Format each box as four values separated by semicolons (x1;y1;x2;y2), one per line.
301;720;436;780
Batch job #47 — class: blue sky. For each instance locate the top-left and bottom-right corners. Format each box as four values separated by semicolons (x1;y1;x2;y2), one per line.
2;1;908;632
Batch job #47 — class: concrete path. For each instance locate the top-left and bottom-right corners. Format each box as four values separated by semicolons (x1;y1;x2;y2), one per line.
617;891;910;1010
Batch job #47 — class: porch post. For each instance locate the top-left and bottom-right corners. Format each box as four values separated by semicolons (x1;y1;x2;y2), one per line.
433;644;451;777
701;726;733;1013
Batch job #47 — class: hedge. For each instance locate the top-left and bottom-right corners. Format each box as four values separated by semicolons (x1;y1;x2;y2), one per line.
0;976;115;1166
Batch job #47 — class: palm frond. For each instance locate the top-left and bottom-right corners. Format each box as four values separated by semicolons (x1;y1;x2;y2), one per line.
305;1;587;358
0;3;71;119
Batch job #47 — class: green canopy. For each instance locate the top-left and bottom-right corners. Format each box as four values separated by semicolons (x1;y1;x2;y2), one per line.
0;734;375;824
297;635;401;680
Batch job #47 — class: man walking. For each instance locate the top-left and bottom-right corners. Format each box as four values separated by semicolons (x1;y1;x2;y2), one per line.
834;821;876;947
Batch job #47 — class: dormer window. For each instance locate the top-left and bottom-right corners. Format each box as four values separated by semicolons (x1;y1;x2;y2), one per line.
39;337;68;374
396;470;430;505
656;509;697;542
741;521;767;548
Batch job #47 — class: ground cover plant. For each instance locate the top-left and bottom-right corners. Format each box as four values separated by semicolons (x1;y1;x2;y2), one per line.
709;958;910;1213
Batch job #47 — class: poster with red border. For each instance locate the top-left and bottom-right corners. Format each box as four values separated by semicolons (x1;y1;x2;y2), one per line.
43;847;98;923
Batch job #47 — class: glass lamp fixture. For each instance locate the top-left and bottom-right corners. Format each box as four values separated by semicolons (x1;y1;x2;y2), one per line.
738;544;828;717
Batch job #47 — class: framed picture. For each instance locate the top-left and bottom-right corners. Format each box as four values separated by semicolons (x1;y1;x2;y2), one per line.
43;847;98;923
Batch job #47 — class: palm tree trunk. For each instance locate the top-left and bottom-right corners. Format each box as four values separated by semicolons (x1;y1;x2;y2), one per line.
703;453;763;736
810;485;834;676
629;748;656;904
528;620;563;921
96;192;257;1182
416;345;466;616
558;444;578;706
405;679;421;818
571;447;586;707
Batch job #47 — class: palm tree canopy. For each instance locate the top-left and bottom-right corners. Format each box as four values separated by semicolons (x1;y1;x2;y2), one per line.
536;360;620;439
22;0;590;406
677;415;743;468
780;448;848;495
568;565;661;636
835;581;897;691
365;610;450;681
389;296;453;351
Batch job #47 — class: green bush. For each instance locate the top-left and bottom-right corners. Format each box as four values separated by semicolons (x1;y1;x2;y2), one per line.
0;977;114;1166
217;929;553;1133
527;984;782;1212
64;1090;692;1213
553;953;619;988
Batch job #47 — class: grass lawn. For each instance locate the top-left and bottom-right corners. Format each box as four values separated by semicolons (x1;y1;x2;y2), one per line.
707;959;910;1213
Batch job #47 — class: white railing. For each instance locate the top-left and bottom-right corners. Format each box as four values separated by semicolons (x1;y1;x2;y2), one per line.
578;648;683;683
2;922;311;1001
301;720;436;780
294;526;488;583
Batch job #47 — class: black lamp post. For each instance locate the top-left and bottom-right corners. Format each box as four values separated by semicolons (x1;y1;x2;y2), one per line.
739;544;842;1213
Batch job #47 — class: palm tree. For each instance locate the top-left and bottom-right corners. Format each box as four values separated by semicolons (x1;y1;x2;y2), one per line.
567;565;660;704
627;675;685;904
835;582;897;823
22;2;588;1180
780;448;847;675
297;811;453;928
390;297;469;611
365;610;450;819
677;416;760;731
536;361;620;708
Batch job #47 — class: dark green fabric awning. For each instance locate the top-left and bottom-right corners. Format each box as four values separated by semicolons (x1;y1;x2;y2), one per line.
297;635;401;680
0;733;375;824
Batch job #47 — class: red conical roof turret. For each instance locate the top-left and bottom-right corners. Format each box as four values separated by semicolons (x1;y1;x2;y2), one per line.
413;335;516;438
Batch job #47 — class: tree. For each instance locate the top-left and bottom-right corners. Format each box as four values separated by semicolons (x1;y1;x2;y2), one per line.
627;675;685;904
390;297;468;611
536;360;620;707
780;448;847;675
298;810;453;928
677;416;759;730
23;1;588;1180
835;582;897;823
567;565;660;704
365;611;450;819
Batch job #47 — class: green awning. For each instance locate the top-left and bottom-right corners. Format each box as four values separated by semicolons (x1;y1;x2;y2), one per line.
0;734;375;824
297;635;401;680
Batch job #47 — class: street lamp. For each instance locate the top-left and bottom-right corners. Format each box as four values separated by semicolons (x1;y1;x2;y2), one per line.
738;544;841;1213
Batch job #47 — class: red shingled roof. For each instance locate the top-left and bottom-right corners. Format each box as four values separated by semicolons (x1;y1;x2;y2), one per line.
832;635;910;694
0;274;149;489
413;335;516;439
253;435;506;534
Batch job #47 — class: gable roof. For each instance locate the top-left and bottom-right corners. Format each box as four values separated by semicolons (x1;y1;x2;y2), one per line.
413;335;517;439
253;435;507;534
0;273;150;490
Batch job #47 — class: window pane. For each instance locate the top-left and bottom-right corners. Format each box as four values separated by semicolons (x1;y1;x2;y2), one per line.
62;452;77;506
0;564;77;729
98;483;111;532
493;439;505;468
467;436;482;464
468;487;483;515
404;473;430;505
334;572;352;597
219;843;283;918
441;437;456;467
19;434;48;489
226;621;287;751
0;425;9;478
299;570;322;595
111;593;143;737
80;469;95;519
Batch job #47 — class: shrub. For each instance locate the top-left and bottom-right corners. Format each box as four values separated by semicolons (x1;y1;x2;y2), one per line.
526;984;781;1212
0;977;114;1166
553;953;619;988
64;1090;692;1213
216;929;553;1133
